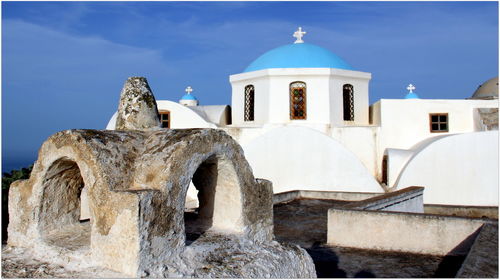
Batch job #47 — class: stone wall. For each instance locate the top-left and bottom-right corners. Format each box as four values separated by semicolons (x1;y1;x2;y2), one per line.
273;190;382;204
327;208;494;255
424;204;498;219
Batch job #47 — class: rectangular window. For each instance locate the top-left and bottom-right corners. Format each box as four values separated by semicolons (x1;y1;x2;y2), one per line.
429;113;448;133
159;111;170;128
244;85;255;121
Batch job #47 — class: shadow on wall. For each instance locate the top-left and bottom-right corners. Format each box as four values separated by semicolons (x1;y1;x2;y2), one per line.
184;156;219;245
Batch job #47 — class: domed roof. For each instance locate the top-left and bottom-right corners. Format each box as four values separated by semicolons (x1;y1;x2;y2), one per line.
471;77;498;100
405;92;420;99
244;43;353;73
181;94;197;100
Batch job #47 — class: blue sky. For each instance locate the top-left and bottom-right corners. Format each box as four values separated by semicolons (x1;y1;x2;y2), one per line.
2;1;498;172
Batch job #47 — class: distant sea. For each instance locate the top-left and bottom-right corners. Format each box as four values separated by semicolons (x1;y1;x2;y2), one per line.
2;156;37;174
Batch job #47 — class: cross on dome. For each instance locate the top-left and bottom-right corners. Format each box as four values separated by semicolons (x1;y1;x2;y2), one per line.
185;86;193;94
293;27;306;44
407;84;416;93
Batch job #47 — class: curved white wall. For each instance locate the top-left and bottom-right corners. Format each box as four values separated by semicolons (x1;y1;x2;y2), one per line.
395;131;499;206
242;126;383;194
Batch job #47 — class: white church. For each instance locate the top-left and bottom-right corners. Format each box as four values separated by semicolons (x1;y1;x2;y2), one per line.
107;28;499;207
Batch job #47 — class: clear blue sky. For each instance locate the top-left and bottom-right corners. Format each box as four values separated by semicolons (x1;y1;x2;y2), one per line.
2;1;498;172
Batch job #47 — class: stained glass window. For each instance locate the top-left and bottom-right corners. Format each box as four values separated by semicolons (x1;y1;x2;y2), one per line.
159;111;170;128
343;84;354;121
244;85;255;121
290;81;306;120
429;113;448;132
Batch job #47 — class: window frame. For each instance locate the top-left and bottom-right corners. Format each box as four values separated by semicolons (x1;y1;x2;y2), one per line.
159;110;171;128
289;81;307;120
429;113;448;133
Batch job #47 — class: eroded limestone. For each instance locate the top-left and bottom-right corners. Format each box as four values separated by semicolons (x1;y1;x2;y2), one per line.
8;128;315;278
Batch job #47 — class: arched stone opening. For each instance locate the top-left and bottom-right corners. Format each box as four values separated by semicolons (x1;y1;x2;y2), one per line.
38;158;91;251
184;154;243;245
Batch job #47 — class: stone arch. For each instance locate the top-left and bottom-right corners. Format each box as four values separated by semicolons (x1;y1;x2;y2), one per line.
165;131;255;239
136;129;273;269
38;157;91;250
184;152;244;244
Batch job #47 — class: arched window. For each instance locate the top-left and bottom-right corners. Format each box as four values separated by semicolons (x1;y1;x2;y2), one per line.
244;85;255;121
290;81;307;120
343;84;354;121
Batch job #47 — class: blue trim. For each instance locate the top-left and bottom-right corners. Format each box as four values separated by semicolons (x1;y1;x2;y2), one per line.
244;43;353;72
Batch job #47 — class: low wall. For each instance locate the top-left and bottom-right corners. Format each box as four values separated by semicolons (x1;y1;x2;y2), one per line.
424;204;498;219
345;186;424;213
327;208;492;255
273;190;382;204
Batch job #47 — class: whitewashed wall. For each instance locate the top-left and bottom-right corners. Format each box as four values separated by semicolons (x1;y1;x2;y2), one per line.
395;131;499;206
242;126;383;194
371;99;498;178
230;68;371;129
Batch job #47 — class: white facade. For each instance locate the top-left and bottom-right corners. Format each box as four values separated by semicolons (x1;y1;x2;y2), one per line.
230;68;371;128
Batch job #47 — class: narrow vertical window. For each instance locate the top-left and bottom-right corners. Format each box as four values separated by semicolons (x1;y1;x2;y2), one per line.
290;81;307;120
244;85;255;121
343;84;354;121
429;113;448;133
159;111;170;128
381;155;388;185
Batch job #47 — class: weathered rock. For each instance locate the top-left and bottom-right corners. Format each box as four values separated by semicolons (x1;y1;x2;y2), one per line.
8;128;316;278
115;77;160;130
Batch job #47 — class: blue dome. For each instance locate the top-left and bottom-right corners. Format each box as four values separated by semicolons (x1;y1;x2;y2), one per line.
181;94;197;100
404;92;420;99
244;43;353;72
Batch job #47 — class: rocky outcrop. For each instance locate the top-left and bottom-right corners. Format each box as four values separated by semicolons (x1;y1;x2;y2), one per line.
8;128;316;278
115;77;160;130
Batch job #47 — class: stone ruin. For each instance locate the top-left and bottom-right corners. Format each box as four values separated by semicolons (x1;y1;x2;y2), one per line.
7;77;316;278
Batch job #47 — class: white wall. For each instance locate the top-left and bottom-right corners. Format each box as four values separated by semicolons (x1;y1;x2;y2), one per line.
329;70;371;126
372;99;498;179
395;131;499;206
385;148;414;187
230;68;371;130
330;126;379;177
242;126;383;194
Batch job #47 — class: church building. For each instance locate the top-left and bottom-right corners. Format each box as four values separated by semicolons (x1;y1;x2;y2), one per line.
106;28;499;207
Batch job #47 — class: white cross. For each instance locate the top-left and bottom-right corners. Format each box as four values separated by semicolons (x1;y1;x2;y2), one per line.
407;84;416;93
185;86;193;94
293;27;306;44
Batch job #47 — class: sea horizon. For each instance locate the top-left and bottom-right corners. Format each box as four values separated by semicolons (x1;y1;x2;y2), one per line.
2;156;37;175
